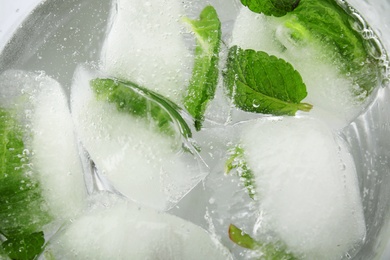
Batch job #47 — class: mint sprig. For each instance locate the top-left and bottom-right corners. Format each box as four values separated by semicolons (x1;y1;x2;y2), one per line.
183;5;221;131
225;145;256;199
224;46;312;116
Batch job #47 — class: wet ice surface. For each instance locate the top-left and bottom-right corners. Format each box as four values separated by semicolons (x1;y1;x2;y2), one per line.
0;70;86;221
43;193;233;260
229;7;373;129
101;0;193;104
201;117;366;259
241;117;366;259
71;66;208;211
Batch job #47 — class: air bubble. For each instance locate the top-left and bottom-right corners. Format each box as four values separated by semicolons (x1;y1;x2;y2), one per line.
364;37;384;60
350;12;366;32
252;100;260;108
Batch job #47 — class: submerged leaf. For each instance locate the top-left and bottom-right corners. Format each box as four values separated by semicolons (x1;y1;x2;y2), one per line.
229;224;298;260
2;231;45;260
241;0;300;17
0;108;51;236
280;0;386;96
224;46;312;115
90;78;193;139
229;224;260;250
183;5;221;131
0;108;50;260
226;145;256;199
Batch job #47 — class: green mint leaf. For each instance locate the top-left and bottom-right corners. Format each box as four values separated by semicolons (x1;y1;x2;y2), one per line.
2;231;45;260
229;224;298;260
90;78;193;139
282;0;386;97
241;0;300;17
0;108;51;238
183;5;221;131
224;46;312;115
225;145;256;199
229;224;260;250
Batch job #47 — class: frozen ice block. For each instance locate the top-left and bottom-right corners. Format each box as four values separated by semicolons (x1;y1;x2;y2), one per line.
0;70;86;221
230;7;371;128
101;0;193;104
71;66;207;211
44;194;233;259
240;116;366;259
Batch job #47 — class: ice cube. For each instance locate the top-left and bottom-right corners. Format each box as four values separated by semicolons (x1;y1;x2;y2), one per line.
101;0;193;104
240;116;366;259
230;7;368;128
0;70;86;220
71;66;207;211
43;194;233;260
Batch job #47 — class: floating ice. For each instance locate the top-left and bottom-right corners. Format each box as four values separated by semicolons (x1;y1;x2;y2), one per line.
101;0;193;104
230;7;368;128
240;116;366;259
0;70;86;220
70;66;207;211
43;194;233;259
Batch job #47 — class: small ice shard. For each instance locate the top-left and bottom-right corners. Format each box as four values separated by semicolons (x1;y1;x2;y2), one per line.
71;66;207;211
101;0;193;104
0;70;86;222
43;194;233;260
240;116;366;259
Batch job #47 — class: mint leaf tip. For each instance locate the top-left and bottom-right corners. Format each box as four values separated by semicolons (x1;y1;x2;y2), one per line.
228;224;258;250
298;102;313;112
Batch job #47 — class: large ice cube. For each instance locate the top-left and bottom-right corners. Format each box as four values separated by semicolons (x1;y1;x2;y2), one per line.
0;70;86;221
43;194;232;259
230;7;367;128
240;116;366;259
101;0;193;104
71;66;207;211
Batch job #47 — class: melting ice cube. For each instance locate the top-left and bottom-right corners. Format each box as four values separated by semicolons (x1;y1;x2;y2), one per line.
101;0;193;104
240;116;366;259
71;66;207;211
43;193;233;260
0;70;86;221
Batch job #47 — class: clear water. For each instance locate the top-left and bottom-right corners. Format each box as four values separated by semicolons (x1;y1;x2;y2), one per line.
1;0;390;259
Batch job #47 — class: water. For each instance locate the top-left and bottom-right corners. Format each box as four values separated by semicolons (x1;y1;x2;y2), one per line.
1;0;390;259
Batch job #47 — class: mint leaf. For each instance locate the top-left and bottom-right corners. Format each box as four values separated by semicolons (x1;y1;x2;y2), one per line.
229;224;298;260
241;0;300;17
228;224;260;250
0;108;51;237
224;46;312;115
0;108;51;260
2;231;45;260
281;0;385;97
183;5;221;131
225;145;256;199
90;78;193;139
